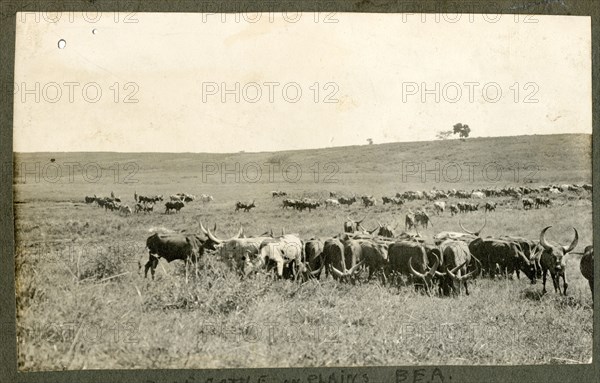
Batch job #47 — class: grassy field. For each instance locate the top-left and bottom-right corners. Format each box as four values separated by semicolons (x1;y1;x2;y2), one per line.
14;133;593;370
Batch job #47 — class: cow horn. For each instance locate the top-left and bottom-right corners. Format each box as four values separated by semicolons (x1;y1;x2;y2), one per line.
213;223;217;232
205;226;223;244
282;227;285;236
347;260;365;275
270;228;274;237
447;261;467;281
233;226;243;239
539;226;553;250
199;222;209;235
562;227;579;254
367;225;379;234
330;265;346;278
309;262;324;276
408;255;425;279
356;212;369;224
460;260;479;281
459;217;486;236
426;251;440;278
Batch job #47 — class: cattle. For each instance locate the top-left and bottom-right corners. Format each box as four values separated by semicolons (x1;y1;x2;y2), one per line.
433;218;487;246
484;201;497;212
344;214;369;233
500;235;541;278
235;200;256;212
134;203;144;213
170;194;183;202
282;199;298;209
415;211;432;229
471;191;485;199
142;233;204;279
202;224;263;274
582;183;592;191
438;240;478;296
522;198;534;210
200;194;214;203
338;196;357;206
375;221;398;238
468;238;535;282
382;196;394;205
144;203;154;213
119;205;132;216
388;241;440;293
139;195;163;204
296;199;321;212
405;211;416;231
271;191;287;197
257;234;304;279
303;239;325;279
449;204;459;216
534;196;551;208
361;195;376;207
358;240;389;282
580;245;593;299
329;191;337;197
537;226;578;295
321;237;363;281
433;201;445;215
165;201;184;213
324;198;341;208
85;195;97;204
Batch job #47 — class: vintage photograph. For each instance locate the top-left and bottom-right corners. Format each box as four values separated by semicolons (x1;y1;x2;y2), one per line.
12;11;592;371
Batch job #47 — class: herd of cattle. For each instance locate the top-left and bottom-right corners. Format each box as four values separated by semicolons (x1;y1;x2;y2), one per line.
140;215;594;299
84;192;215;215
271;182;591;214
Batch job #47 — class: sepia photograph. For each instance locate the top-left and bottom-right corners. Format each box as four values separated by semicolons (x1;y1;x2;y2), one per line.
10;6;593;376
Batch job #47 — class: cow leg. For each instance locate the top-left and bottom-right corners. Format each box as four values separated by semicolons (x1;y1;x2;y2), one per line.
276;260;284;278
551;273;559;293
541;268;548;294
589;279;594;299
561;273;568;295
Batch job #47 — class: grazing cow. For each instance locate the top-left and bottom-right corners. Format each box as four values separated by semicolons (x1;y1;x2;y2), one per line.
537;226;578;295
325;198;340;208
119;205;132;216
468;238;535;282
142;233;204;279
438;240;478;296
500;235;541;278
85;195;97;204
344;214;369;233
134;203;144;213
375;221;398;238
339;196;357;206
257;234;304;279
202;225;265;274
382;196;394;205
415;211;432;229
484;201;497;212
361;195;376;207
433;218;487;245
170;194;184;202
433;201;445;215
388;241;440;294
534;196;551;208
405;211;416;231
282;199;298;209
271;191;287;197
165;201;184;213
471;191;485;199
358;239;389;282
303;239;325;279
144;203;154;213
200;194;214;203
449;204;459;216
329;191;337;197
580;245;593;299
522;198;534;210
235;200;256;212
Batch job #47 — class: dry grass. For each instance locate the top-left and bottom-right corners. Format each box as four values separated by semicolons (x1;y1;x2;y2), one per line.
14;134;593;370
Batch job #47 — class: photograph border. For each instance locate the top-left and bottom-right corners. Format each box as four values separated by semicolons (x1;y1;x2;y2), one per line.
1;0;597;382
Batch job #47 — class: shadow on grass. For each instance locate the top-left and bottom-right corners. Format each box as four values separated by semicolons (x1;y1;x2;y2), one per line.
520;287;544;301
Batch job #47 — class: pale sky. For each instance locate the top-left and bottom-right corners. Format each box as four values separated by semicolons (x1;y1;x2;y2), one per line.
13;13;591;153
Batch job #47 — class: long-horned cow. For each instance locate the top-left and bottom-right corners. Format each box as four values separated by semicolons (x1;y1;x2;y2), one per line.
537;226;579;295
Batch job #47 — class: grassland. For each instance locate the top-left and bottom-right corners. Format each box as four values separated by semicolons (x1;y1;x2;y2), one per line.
13;133;593;370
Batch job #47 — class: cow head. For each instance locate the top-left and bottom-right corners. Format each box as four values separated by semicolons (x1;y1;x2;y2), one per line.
512;242;537;284
539;226;578;275
344;213;369;233
408;250;439;296
445;259;479;296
